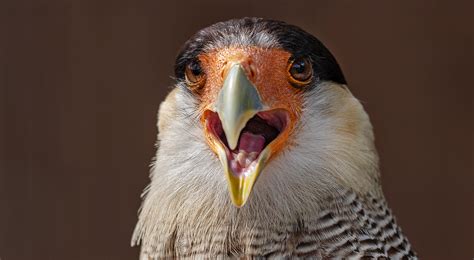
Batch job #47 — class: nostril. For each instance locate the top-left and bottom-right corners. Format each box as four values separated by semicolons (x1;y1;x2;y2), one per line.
242;60;257;80
220;61;229;79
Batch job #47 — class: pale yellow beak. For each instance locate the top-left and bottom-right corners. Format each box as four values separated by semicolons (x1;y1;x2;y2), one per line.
216;64;263;149
214;64;270;207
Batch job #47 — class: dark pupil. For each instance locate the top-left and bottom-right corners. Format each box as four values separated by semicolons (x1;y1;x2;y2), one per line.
293;60;306;74
190;62;202;76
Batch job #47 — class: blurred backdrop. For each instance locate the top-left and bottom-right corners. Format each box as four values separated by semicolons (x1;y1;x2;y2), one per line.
0;0;472;259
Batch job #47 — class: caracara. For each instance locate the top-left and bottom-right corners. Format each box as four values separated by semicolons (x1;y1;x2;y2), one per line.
132;17;416;259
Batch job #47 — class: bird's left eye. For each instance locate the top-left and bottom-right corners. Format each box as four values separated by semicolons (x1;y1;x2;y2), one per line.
185;60;206;89
288;57;313;86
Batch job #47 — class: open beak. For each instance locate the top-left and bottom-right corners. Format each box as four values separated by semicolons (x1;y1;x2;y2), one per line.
216;64;263;150
204;64;289;207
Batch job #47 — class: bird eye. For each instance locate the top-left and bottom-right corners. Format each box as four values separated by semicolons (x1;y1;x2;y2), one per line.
185;60;205;88
288;57;313;85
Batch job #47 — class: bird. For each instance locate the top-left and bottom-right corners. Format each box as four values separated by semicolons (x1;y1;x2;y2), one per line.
132;17;417;259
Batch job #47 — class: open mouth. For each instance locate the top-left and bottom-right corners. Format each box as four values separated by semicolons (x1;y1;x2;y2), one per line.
206;109;289;177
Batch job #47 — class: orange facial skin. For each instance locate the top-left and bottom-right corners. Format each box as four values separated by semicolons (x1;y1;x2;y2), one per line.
196;46;306;162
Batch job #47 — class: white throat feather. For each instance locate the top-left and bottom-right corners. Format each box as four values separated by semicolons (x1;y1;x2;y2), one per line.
132;82;382;255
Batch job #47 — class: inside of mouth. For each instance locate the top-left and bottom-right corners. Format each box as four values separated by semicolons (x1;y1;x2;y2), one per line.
206;109;288;177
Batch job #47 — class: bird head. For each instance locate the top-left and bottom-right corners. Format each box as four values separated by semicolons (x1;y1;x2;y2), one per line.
169;18;380;207
182;47;310;207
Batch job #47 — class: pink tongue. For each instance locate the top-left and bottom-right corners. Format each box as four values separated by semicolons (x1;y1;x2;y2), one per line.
237;132;266;153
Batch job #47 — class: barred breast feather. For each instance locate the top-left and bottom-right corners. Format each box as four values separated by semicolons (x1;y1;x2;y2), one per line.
139;190;416;259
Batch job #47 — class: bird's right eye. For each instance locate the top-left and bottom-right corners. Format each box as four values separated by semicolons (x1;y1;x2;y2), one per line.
185;60;206;89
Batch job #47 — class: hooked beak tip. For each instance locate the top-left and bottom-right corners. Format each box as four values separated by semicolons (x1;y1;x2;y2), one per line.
216;64;263;150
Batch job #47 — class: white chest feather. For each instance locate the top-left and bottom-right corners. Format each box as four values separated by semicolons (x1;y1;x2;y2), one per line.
132;83;415;259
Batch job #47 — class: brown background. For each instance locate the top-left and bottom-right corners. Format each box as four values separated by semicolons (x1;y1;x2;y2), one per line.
0;0;472;259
